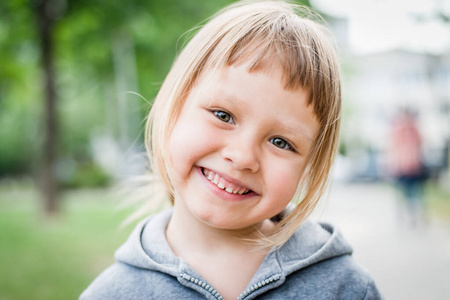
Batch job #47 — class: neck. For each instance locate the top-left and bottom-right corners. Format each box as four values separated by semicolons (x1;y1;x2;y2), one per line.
166;198;276;256
165;202;274;300
168;206;253;255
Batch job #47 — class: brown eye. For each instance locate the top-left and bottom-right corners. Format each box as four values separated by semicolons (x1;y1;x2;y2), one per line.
214;111;233;123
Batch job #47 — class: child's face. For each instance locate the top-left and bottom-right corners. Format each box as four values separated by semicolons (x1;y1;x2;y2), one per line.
168;62;319;231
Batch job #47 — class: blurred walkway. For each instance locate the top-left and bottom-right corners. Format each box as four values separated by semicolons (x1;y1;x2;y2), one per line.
316;182;450;300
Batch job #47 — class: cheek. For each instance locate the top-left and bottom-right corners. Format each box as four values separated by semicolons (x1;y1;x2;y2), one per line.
168;126;186;164
168;117;217;175
268;164;304;204
168;123;195;175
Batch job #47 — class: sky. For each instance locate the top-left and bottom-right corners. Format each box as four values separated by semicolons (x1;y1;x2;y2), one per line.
311;0;450;54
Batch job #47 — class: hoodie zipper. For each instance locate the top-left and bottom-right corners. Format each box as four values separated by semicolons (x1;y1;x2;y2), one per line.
181;272;281;300
237;274;281;300
181;273;224;300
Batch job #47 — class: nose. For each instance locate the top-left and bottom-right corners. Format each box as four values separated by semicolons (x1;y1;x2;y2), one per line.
222;134;260;172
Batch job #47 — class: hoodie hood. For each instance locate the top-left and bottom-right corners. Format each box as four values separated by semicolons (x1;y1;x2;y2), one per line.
114;209;179;277
114;208;353;298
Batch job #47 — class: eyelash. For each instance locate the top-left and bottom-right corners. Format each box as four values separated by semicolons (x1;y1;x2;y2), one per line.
209;109;296;153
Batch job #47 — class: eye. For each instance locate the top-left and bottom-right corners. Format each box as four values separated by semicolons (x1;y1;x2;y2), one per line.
270;137;295;151
213;110;234;124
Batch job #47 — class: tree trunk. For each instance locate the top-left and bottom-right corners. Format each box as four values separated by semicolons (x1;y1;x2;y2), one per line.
34;0;59;215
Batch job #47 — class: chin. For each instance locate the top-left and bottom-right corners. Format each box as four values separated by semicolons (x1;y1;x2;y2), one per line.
193;209;258;231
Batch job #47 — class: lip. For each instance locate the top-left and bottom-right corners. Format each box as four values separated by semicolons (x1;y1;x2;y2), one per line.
196;167;258;201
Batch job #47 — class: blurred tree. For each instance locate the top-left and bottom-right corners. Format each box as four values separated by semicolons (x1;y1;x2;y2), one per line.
32;0;66;214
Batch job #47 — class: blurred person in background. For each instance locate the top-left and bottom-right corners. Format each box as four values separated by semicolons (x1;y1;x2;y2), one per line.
388;108;428;227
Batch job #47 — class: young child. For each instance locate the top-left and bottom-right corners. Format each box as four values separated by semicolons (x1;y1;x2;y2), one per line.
81;1;382;299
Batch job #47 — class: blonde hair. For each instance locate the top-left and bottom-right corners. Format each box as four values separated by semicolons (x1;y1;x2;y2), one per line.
145;0;341;250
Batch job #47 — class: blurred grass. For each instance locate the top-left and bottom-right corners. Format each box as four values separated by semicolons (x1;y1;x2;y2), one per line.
0;181;140;300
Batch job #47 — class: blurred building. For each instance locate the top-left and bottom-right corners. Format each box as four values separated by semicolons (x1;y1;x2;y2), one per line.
317;11;450;181
342;50;450;179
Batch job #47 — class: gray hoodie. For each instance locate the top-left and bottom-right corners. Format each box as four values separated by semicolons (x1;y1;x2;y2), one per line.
80;209;382;299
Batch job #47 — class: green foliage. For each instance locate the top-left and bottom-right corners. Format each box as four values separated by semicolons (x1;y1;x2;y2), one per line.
0;1;41;176
61;162;111;189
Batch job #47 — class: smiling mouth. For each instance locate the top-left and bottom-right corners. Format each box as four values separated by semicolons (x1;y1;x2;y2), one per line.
201;168;252;195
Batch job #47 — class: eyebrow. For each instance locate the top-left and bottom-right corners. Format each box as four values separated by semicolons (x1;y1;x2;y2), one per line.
277;119;315;143
214;90;240;106
206;89;242;112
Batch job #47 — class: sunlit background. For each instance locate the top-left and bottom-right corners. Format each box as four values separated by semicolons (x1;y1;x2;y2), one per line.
0;0;449;299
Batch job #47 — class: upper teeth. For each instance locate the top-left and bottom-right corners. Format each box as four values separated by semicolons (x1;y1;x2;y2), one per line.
204;169;250;195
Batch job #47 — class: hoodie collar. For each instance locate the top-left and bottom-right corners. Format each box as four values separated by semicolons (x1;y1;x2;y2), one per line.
237;219;353;298
115;209;353;290
115;209;179;277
